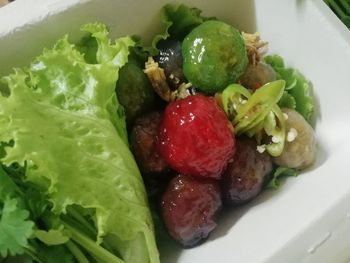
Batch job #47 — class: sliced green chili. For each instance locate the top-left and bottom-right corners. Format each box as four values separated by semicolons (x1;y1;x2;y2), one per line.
221;80;286;156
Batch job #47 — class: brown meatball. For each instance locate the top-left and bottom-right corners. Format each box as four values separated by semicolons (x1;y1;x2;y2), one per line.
273;108;316;169
239;62;276;90
221;137;273;205
130;112;169;174
161;174;222;247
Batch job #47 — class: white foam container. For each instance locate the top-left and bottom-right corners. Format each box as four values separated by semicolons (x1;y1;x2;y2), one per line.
1;0;350;262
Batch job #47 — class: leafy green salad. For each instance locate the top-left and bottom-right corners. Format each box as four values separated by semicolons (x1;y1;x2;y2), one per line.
0;24;158;263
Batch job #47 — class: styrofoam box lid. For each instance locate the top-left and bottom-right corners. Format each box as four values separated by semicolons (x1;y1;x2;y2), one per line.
1;0;350;262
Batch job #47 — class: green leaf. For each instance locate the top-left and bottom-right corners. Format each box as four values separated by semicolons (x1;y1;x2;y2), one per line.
34;243;75;263
264;55;314;121
76;35;98;64
0;198;34;257
130;35;158;60
81;22;135;144
22;187;50;221
278;92;296;109
82;23;134;68
0;166;20;200
0;22;159;263
0;255;33;263
289;74;314;121
266;167;299;189
264;54;284;68
152;3;212;49
34;229;69;246
278;68;297;90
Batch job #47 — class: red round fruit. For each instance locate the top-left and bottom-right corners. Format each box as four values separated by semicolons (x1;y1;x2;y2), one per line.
161;174;222;247
157;94;235;179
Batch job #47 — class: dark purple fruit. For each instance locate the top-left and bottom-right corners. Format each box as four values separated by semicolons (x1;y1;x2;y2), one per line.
221;137;273;205
154;40;185;88
161;174;222;247
130;112;169;175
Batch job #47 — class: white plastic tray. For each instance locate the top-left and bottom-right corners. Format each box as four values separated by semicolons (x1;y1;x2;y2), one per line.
1;0;350;262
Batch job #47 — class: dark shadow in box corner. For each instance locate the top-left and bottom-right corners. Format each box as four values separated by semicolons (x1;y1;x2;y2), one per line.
308;81;329;171
209;186;277;242
158;1;257;262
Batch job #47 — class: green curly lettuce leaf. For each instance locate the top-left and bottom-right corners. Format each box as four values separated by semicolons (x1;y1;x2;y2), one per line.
278;92;297;109
0;22;159;263
76;34;98;64
152;3;213;49
264;55;314;121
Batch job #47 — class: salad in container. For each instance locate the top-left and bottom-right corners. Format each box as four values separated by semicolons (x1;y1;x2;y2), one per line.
0;3;317;263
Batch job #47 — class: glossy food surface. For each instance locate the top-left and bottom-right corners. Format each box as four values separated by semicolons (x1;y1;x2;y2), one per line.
182;20;248;93
155;40;185;88
131;112;169;175
221;137;273;205
161;174;222;247
157;94;235;179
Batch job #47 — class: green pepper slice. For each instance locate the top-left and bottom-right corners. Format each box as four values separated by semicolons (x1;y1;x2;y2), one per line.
221;80;287;156
221;83;251;119
264;104;286;156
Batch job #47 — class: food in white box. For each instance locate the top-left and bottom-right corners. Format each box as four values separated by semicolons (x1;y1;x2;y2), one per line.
2;0;348;263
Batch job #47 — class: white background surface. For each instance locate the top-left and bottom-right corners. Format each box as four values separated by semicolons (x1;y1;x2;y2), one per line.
1;0;350;262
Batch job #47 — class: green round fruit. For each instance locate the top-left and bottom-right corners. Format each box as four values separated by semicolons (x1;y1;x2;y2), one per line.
116;62;155;124
182;20;248;93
